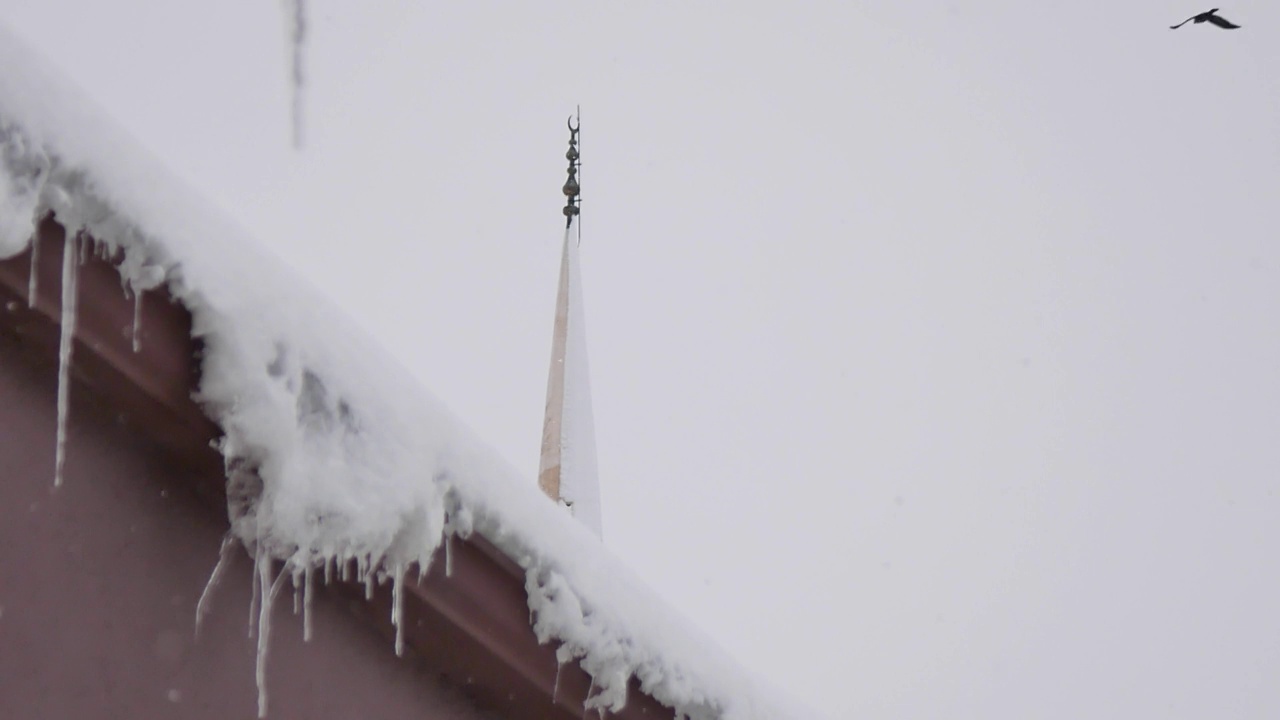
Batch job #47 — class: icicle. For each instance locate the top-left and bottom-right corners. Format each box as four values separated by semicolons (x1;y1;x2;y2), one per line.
281;0;308;149
27;230;39;307
323;555;333;585
445;533;453;578
581;678;596;720
131;288;143;353
355;554;373;599
78;234;89;264
391;563;406;657
53;231;80;488
249;547;262;639
292;575;301;615
303;565;314;642
416;556;429;583
552;656;565;703
195;534;237;638
256;558;289;719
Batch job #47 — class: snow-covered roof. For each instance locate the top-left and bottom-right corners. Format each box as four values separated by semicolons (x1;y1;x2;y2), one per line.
0;24;808;720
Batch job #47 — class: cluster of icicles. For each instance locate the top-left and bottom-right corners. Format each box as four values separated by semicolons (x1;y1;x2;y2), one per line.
29;226;691;720
28;226;444;718
30;227;584;720
191;534;466;717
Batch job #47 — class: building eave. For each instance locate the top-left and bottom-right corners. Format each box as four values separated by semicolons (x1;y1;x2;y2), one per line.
0;213;673;720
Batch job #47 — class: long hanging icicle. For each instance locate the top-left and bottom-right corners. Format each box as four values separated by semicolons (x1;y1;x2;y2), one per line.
27;230;40;307
391;563;406;657
53;230;80;487
131;287;143;353
256;554;289;719
552;655;566;703
195;534;238;638
249;547;263;638
281;0;308;149
303;565;315;642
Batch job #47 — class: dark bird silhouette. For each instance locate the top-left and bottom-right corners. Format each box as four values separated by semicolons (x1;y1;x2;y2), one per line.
1170;8;1241;29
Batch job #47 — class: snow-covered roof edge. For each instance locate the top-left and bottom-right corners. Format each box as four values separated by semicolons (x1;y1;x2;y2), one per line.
0;24;814;720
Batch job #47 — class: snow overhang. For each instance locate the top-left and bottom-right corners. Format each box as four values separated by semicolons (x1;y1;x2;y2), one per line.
0;215;673;720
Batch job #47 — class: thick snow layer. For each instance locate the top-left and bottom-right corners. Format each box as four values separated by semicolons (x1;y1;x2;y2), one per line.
0;25;809;720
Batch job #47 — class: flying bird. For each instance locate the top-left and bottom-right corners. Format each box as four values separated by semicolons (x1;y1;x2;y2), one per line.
1170;8;1241;29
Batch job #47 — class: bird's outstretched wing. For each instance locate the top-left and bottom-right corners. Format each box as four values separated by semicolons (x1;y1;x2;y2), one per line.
1169;15;1195;29
1206;14;1240;28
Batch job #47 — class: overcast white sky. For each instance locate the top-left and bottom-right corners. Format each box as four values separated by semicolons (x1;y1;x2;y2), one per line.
6;2;1280;717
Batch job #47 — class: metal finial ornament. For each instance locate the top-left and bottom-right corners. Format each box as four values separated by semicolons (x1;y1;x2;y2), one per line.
562;108;581;236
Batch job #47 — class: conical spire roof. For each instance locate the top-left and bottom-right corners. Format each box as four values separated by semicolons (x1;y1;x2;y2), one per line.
538;223;603;537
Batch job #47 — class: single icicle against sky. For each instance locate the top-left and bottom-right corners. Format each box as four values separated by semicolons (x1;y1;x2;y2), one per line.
280;0;306;148
539;222;604;538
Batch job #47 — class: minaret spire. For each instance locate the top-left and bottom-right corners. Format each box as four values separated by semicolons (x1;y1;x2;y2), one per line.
538;109;603;538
